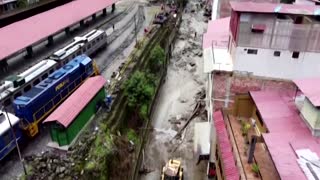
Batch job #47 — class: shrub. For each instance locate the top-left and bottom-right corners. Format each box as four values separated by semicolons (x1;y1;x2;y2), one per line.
127;129;140;145
252;163;260;174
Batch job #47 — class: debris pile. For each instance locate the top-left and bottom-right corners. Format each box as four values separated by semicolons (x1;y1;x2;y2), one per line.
139;1;209;179
24;130;134;180
24;132;97;180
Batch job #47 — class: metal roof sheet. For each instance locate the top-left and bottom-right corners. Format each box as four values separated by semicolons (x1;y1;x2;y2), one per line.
293;78;320;107
203;17;230;49
230;1;320;15
213;110;240;180
43;76;106;128
250;91;320;180
0;0;117;61
203;17;232;73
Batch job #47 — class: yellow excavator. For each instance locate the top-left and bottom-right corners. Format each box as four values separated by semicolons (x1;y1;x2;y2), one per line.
161;159;184;180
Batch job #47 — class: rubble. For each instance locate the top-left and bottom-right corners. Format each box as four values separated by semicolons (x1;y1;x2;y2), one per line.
140;1;208;179
178;96;188;103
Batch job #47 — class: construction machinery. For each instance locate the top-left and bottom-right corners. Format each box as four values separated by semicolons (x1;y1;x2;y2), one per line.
161;159;184;180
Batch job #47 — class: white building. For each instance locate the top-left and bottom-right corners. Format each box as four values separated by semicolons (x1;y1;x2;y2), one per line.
228;2;320;79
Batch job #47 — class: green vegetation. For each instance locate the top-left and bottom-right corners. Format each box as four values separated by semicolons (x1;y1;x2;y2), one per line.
123;71;156;108
123;71;156;121
84;128;114;179
251;163;260;176
241;121;251;136
127;129;140;145
139;104;148;119
149;45;165;73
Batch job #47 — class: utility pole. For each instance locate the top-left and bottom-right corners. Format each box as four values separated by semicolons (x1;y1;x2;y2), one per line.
3;108;27;175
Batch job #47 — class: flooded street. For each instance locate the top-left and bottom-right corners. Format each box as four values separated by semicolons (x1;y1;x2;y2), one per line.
139;1;209;179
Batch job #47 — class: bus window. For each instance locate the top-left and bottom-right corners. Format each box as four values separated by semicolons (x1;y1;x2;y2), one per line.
49;69;54;74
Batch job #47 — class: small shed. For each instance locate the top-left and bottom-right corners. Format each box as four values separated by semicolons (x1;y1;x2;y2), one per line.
43;76;106;146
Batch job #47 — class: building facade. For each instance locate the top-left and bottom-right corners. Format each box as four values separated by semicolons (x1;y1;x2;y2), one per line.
228;2;320;79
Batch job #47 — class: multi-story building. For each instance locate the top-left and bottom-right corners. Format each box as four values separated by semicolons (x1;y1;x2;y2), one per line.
212;77;320;180
228;2;320;79
203;2;320;179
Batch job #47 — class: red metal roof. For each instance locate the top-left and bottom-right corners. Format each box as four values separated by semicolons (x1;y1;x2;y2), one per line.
250;91;320;180
230;1;320;15
213;110;240;180
203;17;230;49
0;0;117;61
43;76;106;127
293;78;320;107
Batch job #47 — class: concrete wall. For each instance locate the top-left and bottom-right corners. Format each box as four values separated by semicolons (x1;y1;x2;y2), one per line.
301;98;320;131
233;46;320;79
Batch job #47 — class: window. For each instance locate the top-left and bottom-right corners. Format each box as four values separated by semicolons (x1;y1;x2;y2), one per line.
292;51;300;59
42;73;48;80
2;131;13;145
274;51;281;57
33;79;40;86
14;92;22;99
23;85;31;92
251;24;266;33
49;69;54;74
247;49;258;55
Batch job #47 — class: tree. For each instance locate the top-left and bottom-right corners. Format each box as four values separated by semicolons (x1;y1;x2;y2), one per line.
149;45;165;73
123;71;156;109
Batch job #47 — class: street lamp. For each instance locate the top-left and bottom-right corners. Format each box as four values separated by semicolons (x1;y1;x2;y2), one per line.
2;106;27;175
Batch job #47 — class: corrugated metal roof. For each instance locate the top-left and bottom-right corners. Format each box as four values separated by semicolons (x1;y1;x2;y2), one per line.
43;76;106;128
0;0;117;61
213;110;240;180
250;91;320;180
230;1;320;15
293;78;320;107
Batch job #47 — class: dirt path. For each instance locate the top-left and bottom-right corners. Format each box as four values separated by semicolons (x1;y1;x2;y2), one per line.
139;1;208;180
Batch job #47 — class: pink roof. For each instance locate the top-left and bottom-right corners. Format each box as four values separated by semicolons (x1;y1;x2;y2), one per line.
203;17;230;49
0;0;117;61
250;91;320;180
44;76;106;127
293;78;320;107
230;1;320;15
214;110;240;180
